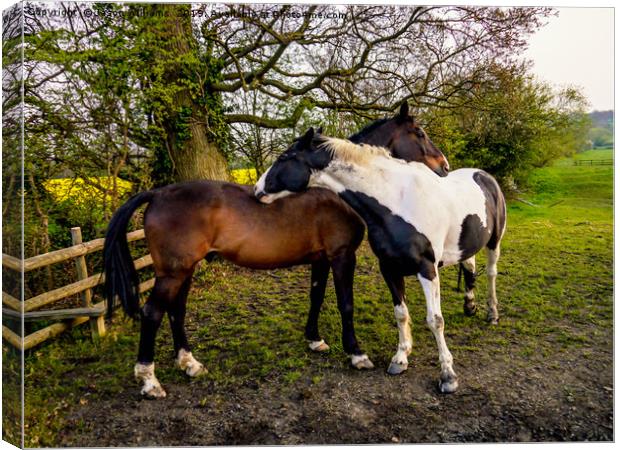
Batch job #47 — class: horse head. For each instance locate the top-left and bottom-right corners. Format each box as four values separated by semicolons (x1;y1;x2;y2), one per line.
349;102;450;177
254;127;331;204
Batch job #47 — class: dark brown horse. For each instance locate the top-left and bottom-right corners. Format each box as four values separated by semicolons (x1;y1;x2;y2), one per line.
103;102;449;398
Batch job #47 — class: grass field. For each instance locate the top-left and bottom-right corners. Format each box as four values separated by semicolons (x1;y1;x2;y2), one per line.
5;149;613;446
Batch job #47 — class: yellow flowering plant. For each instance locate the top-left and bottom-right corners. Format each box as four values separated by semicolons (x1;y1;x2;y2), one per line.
43;177;133;205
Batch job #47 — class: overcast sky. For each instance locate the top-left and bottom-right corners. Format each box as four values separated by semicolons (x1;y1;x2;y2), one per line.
523;7;614;112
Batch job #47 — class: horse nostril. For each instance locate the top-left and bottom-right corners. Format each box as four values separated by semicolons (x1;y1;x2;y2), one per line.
434;163;449;177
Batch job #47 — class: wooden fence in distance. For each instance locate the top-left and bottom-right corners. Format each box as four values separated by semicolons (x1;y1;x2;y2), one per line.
574;159;613;166
2;227;154;351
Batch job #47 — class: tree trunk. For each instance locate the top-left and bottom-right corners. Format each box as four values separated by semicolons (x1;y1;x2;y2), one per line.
167;124;229;181
156;4;230;182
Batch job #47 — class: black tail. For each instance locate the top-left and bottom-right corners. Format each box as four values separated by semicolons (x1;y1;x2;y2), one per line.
103;191;155;320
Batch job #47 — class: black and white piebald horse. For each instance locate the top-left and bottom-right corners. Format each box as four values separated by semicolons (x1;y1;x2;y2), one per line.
254;129;506;393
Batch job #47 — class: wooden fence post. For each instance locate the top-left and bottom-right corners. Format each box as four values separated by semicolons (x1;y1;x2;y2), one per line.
70;227;106;339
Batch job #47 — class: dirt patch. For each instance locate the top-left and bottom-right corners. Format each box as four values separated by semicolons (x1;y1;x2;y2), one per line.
58;341;612;446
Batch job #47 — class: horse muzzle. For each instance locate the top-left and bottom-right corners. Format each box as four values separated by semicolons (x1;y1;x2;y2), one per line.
254;188;267;201
254;188;276;204
434;162;450;177
254;188;294;204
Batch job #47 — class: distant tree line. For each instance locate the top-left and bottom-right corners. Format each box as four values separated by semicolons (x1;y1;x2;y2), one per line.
587;110;613;148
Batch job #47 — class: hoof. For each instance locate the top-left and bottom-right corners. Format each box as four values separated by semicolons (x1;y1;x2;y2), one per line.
351;354;375;370
487;316;500;325
387;361;408;375
438;377;459;394
309;339;330;352
135;363;166;399
186;362;207;378
141;382;167;399
176;350;207;377
463;303;477;317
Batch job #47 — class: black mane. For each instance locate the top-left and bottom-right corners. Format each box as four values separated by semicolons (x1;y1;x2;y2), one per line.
348;118;390;143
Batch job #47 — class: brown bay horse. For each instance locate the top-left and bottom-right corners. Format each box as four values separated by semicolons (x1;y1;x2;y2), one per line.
103;102;449;398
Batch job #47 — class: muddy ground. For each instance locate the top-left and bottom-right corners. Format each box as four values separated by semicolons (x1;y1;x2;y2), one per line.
58;335;613;446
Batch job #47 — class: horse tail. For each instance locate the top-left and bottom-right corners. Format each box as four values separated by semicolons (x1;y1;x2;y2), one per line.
103;191;155;320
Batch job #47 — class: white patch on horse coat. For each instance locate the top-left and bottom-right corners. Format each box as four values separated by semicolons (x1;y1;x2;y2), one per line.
391;303;412;365
462;256;476;273
255;169;268;194
259;189;294;204
417;274;458;387
462;256;476;300
310;138;490;268
176;349;205;377
309;339;329;351
254;169;293;203
351;353;374;369
134;362;166;398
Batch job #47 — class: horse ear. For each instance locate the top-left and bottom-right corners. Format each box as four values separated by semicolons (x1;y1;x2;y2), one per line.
316;126;323;134
301;127;315;146
399;101;409;119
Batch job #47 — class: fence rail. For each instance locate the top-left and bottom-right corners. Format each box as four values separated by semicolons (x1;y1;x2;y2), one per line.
574;159;613;166
2;227;153;351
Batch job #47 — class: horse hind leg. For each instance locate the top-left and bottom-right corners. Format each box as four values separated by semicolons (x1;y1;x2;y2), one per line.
305;259;331;352
418;270;458;394
332;251;374;370
461;257;477;316
486;245;501;325
135;275;187;398
169;275;206;378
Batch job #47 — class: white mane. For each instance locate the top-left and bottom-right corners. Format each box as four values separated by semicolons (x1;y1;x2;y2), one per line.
317;137;397;167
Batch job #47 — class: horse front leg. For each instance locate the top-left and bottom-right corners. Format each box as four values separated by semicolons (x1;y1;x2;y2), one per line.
417;269;458;393
331;251;374;370
380;262;412;376
168;275;206;378
305;259;331;352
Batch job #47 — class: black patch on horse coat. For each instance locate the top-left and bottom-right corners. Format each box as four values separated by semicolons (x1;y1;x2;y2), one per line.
473;171;506;251
462;265;476;291
458;214;489;261
456;170;506;260
338;190;436;280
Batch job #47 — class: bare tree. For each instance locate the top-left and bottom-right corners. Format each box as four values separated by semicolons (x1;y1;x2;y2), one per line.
19;2;552;181
210;5;551;122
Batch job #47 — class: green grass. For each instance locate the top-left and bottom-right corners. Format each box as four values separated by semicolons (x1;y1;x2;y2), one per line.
11;150;614;447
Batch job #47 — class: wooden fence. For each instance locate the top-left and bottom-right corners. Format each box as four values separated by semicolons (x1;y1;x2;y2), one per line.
2;227;154;351
574;159;613;166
